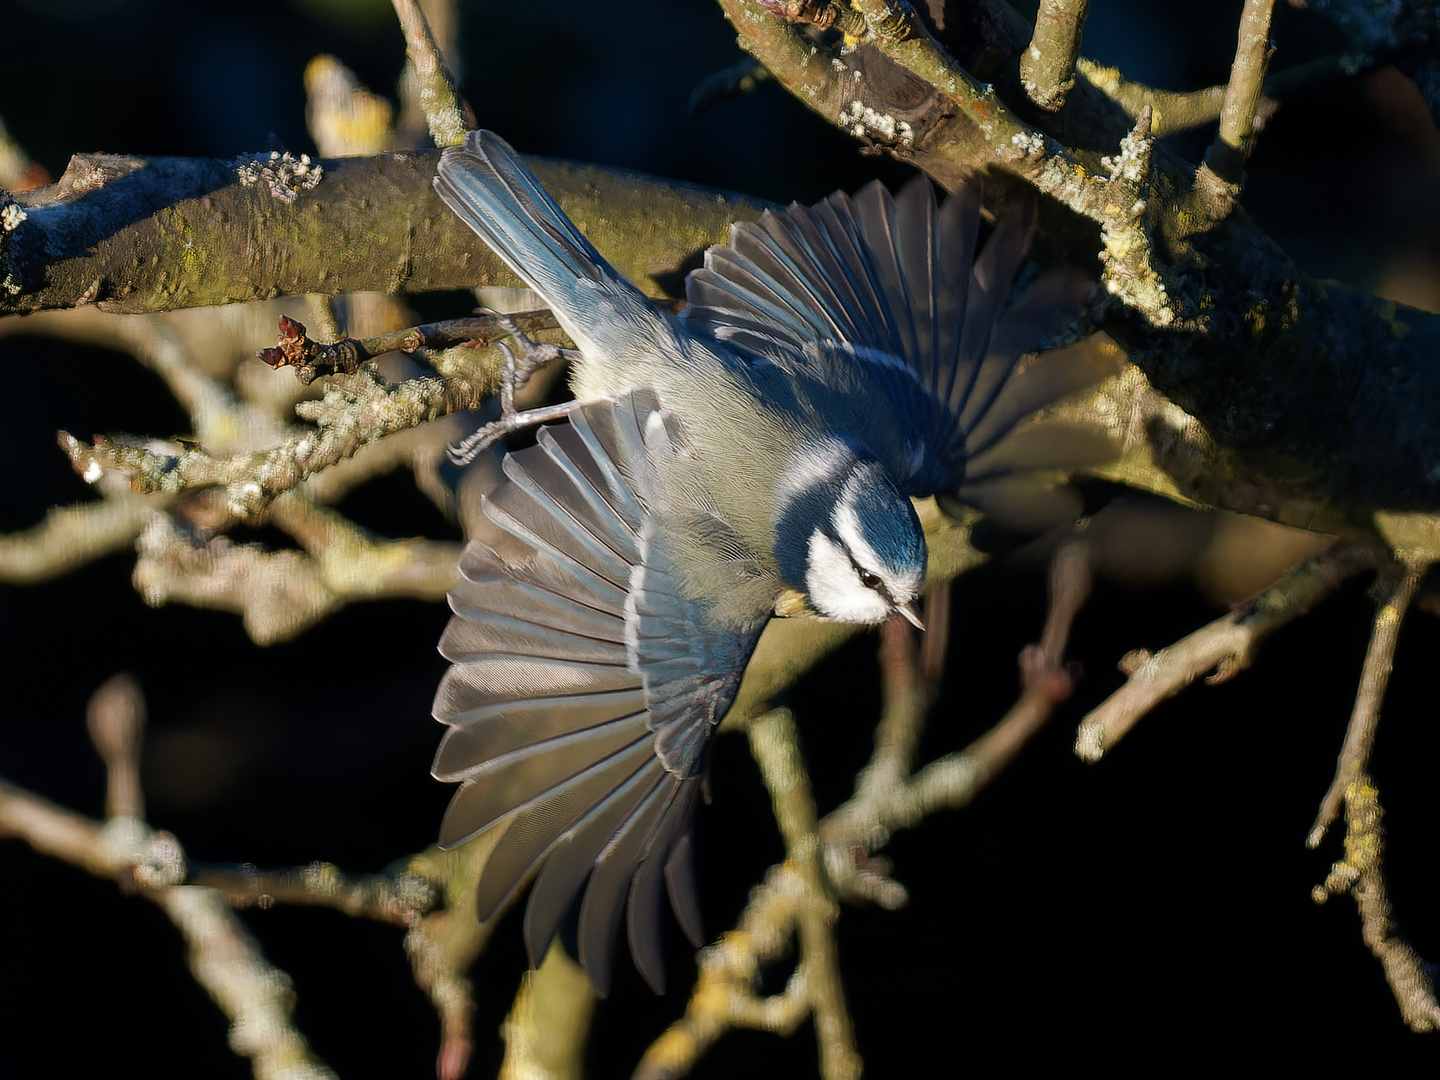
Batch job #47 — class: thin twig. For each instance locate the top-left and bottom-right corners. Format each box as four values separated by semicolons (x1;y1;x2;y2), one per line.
865;655;1074;831
404;839;508;1080
1078;59;1233;136
1201;0;1277;192
131;500;461;644
747;708;863;1080
1037;525;1097;669
156;886;340;1080
1312;776;1440;1032
61;367;492;521
1021;0;1092;110
917;578;951;689
1080;49;1382;137
1307;558;1425;847
391;0;470;147
0;497;157;585
635;861;810;1080
1076;543;1374;763
689;57;773;116
642;633;1073;1077
257;309;563;382
191;861;438;926
86;673;146;821
0;676;338;1079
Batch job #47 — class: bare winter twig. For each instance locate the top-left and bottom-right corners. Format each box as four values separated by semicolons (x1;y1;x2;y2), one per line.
1021;0;1092;110
1307;558;1426;847
1076;544;1375;762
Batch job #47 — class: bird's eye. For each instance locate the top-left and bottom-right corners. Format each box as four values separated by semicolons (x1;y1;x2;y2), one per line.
858;568;882;591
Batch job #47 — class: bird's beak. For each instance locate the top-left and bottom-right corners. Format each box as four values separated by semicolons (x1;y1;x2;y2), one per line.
898;600;925;631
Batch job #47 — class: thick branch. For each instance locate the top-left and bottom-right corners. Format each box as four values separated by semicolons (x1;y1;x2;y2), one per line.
2;151;768;315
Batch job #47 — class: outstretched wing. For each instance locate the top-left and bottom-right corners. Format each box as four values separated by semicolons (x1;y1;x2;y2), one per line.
682;178;1117;503
432;390;766;995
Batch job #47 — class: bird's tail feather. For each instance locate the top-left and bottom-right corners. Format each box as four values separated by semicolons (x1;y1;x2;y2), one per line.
435;130;661;356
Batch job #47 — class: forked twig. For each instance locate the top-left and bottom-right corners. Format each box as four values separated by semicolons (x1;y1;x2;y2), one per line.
1076;544;1374;762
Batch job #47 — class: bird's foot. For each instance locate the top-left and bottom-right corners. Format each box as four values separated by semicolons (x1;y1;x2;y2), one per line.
447;400;580;465
448;310;582;465
486;309;580;416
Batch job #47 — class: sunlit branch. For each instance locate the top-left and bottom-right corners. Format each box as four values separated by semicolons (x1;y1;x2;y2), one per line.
131;501;461;644
0;679;337;1079
1201;0;1277;192
747;707;863;1080
391;0;471;148
1076;544;1374;763
191;861;438;926
1313;777;1440;1032
1307;558;1425;847
1021;0;1092;110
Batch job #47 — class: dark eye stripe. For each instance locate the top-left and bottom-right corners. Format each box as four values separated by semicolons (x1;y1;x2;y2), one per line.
858;568;882;590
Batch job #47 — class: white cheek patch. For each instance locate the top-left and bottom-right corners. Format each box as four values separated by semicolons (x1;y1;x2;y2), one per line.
806;530;891;624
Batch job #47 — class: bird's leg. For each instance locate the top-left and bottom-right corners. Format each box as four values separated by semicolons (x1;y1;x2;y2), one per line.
448;311;583;465
488;310;580;414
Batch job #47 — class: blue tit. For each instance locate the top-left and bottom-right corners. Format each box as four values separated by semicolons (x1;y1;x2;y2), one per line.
431;131;1113;994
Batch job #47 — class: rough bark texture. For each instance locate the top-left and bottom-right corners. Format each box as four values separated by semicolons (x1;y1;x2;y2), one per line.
2;150;769;314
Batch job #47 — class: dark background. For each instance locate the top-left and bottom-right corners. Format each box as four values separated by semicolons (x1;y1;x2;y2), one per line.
3;0;1440;1075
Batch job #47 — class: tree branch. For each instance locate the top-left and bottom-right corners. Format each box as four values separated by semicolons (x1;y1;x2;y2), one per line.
643;619;1074;1076
1201;0;1277;191
497;943;597;1080
191;861;438;926
747;708;863;1080
129;500;460;644
0;676;338;1079
1307;558;1425;847
1313;776;1440;1032
1075;543;1376;762
391;0;471;148
2;151;769;315
1021;0;1091;111
0;496;157;584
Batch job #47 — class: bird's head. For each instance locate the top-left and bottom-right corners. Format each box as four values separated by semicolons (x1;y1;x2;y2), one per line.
773;440;927;628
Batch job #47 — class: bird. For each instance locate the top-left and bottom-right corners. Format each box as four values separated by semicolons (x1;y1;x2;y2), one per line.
430;130;1115;994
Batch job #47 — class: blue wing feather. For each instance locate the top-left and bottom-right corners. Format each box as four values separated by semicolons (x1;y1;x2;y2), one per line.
432;392;766;994
682;176;1102;500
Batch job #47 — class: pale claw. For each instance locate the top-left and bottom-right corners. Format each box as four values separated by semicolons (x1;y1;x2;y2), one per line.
448;310;581;465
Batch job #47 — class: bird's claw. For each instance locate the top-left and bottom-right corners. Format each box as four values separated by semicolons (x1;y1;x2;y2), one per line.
448;310;579;465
